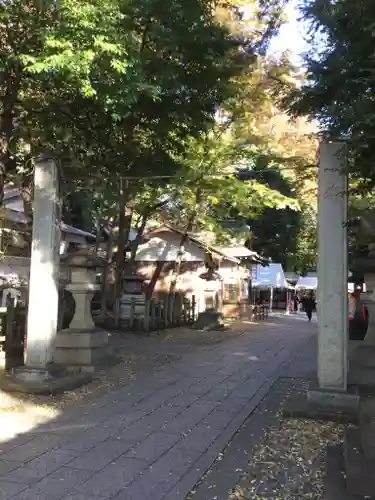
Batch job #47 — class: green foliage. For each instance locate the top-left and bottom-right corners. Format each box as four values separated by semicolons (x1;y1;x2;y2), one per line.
241;160;300;269
293;204;317;273
0;0;318;270
219;50;317;269
282;0;375;184
0;0;241;197
155;128;299;242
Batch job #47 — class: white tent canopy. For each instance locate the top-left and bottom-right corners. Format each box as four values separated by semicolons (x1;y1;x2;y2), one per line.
252;263;289;289
295;276;317;290
296;276;355;292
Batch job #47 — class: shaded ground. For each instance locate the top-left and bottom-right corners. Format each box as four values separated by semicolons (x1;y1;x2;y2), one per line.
0;315;315;500
228;393;345;500
0;320;254;412
186;321;360;500
188;378;351;500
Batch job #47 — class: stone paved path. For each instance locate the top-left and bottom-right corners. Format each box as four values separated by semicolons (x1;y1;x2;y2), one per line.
0;315;315;500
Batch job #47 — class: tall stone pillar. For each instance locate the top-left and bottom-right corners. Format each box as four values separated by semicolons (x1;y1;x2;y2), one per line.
23;154;60;378
316;142;348;392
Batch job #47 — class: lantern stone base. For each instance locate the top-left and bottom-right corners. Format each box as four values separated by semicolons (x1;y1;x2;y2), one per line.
54;327;113;372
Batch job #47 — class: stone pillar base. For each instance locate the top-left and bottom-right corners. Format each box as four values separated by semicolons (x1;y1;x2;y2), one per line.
12;367;53;384
0;365;92;395
307;388;359;410
283;387;359;423
54;328;112;372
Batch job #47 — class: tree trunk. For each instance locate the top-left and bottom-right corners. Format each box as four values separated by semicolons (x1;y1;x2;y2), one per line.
20;174;34;221
98;222;114;323
169;188;201;295
113;179;132;327
145;261;164;300
94;197;105;255
0;61;22;204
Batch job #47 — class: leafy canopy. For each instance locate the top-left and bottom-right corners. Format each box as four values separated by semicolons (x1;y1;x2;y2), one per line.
0;0;240;198
283;0;375;184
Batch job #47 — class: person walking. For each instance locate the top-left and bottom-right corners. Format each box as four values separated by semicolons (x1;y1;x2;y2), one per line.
349;289;369;340
303;292;314;322
292;293;298;314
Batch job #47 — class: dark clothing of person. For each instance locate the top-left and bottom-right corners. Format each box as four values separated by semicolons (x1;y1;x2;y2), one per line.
349;304;369;340
303;297;314;321
293;298;298;312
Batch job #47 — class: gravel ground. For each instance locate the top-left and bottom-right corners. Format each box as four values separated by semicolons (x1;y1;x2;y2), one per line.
228;382;347;500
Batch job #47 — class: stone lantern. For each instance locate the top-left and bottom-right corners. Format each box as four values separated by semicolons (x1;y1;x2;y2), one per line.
54;247;109;371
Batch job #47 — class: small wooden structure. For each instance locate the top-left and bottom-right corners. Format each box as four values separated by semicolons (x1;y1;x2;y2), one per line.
118;275;146;328
120;293;197;334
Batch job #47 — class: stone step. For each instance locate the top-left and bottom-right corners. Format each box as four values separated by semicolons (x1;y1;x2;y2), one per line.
348;365;375;387
344;427;375;497
358;398;375;459
350;345;375;368
323;444;363;500
359;420;375;459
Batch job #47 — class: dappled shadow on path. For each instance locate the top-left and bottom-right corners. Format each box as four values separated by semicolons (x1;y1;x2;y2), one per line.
0;315;315;500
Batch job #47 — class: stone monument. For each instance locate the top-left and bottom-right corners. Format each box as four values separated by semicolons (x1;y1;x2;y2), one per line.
5;155;91;393
312;142;351;397
14;154;60;383
284;142;359;419
54;247;110;371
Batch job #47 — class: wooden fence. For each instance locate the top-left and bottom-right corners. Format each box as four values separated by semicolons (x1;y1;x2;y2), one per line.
0;298;26;369
118;294;197;333
250;304;269;322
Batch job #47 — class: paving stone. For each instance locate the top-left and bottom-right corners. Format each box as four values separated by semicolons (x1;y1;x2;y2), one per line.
0;459;20;476
160;401;218;435
140;404;185;431
176;422;222;452
3;448;78;485
201;388;235;403
0;480;27;499
67;439;128;471
148;443;202;477
201;408;235;430
62;495;106;500
112;418;155;444
215;394;248;414
61;426;116;452
102;407;149;429
188;375;230;395
189;378;293;500
0;317;312;500
11;467;93;500
113;465;177;500
125;431;182;462
1;434;64;463
0;435;36;454
71;457;148;498
134;385;186;412
168;391;201;407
